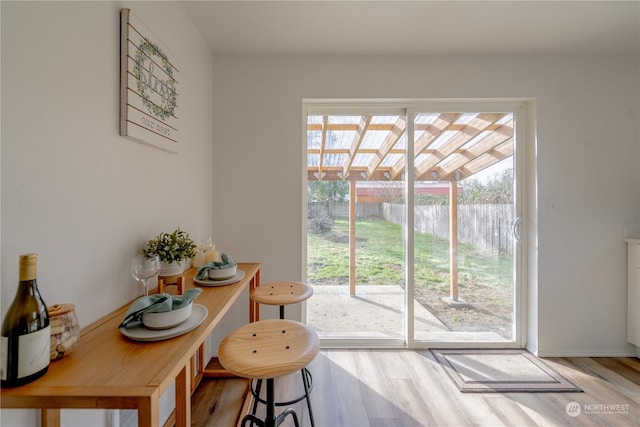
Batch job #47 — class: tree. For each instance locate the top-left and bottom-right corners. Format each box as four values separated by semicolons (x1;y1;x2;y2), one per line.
307;181;349;202
459;168;513;204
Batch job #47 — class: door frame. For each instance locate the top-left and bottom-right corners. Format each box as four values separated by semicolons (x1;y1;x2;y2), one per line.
406;100;529;349
302;99;533;350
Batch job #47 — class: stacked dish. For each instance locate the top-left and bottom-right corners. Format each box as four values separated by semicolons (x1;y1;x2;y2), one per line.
141;303;193;330
194;252;241;286
119;289;206;341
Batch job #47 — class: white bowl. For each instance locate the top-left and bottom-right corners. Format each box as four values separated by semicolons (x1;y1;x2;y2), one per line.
142;303;192;330
208;265;237;280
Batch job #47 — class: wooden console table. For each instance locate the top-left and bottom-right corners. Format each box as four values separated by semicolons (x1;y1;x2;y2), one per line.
0;263;260;427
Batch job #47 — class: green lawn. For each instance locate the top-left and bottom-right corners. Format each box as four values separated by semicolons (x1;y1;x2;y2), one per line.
307;217;514;336
307;217;512;289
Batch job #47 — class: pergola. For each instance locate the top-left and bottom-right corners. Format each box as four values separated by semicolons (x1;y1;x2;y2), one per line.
307;112;514;302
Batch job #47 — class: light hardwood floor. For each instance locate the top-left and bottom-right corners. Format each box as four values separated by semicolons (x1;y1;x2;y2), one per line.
194;350;640;427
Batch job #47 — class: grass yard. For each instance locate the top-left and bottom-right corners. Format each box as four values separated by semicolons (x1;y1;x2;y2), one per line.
307;217;514;338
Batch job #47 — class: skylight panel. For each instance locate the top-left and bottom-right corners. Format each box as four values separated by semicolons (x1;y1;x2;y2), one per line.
361;131;387;149
429;130;456;150
459;131;490;150
371;115;400;124
353;152;374;166
495;113;513;124
323;153;347;167
307;153;319;167
415;153;428;165
307;130;322;149
415;113;439;124
395;134;407;150
328;115;361;124
438;153;459;168
381;153;402;167
325;130;356;149
307;108;515;183
454;113;479;125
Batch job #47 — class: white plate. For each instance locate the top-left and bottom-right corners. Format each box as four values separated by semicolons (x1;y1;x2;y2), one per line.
194;270;245;287
119;304;208;342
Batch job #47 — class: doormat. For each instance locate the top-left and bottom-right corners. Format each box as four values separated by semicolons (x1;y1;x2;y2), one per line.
431;349;582;393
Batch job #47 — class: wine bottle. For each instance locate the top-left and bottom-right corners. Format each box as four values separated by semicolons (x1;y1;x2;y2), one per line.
1;253;51;387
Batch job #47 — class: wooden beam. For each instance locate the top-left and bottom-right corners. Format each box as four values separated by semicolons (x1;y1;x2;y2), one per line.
307;123;399;131
308;168;401;182
396;113;460;180
342;115;371;177
308;112;514;184
317;115;328;178
437;121;513;181
415;112;507;178
366;116;406;179
461;139;514;177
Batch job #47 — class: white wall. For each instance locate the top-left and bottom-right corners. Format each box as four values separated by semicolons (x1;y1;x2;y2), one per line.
1;1;639;424
211;55;640;356
1;1;213;425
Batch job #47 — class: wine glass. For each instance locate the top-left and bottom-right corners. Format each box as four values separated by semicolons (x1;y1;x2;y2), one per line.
131;253;160;296
197;236;213;254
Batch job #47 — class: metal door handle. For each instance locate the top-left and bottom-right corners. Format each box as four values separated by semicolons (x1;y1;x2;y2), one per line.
512;216;523;242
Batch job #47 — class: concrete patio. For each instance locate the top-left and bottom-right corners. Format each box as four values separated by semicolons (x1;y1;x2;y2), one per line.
306;285;506;342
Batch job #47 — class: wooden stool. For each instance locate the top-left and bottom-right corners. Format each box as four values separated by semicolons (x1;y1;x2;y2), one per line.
251;281;313;320
157;274;185;294
219;319;320;427
250;281;316;426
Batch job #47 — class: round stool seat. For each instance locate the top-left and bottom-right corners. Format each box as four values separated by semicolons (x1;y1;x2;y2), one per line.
251;281;313;307
219;319;319;380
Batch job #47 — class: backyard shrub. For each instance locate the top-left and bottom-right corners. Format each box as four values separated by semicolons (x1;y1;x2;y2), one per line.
308;215;334;233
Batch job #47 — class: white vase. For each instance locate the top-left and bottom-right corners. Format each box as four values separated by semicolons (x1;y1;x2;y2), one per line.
159;260;184;277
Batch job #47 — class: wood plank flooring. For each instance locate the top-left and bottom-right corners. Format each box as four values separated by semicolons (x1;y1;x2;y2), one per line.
192;350;640;427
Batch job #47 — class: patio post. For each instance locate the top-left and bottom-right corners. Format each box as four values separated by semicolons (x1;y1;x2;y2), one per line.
449;181;459;301
442;180;468;307
349;180;356;296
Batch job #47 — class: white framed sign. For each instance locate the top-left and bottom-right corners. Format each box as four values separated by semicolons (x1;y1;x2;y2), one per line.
120;9;179;153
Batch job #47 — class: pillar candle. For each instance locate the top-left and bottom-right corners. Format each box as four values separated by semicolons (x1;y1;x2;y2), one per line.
192;251;205;268
205;249;221;263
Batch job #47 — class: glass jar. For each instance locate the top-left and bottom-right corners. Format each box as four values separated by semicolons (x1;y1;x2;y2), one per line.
48;303;80;360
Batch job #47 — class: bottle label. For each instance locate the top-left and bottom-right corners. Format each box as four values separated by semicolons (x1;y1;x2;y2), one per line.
17;326;50;378
0;336;7;380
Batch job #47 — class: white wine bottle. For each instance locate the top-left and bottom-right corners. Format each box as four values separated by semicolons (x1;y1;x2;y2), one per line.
1;253;51;387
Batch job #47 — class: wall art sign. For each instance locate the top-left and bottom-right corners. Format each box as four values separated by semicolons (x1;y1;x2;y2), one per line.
120;9;179;153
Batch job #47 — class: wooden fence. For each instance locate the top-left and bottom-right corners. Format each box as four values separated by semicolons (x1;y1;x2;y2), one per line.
309;202;514;256
308;201;382;219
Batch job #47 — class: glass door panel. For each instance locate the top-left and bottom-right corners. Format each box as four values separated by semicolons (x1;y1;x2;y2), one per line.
305;102;526;348
305;111;406;344
412;111;519;344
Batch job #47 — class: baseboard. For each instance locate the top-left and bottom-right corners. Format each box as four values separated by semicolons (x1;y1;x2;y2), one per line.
535;350;638;358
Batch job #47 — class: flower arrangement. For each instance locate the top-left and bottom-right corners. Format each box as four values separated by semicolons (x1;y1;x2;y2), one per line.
143;228;197;264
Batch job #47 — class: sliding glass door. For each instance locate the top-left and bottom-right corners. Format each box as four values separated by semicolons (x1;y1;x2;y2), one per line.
410;108;522;345
304;101;526;348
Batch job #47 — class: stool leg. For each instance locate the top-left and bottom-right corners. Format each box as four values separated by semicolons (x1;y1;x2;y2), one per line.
301;368;315;427
265;378;276;427
276;408;300;427
251;378;263;417
245;377;300;427
241;414;264;427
